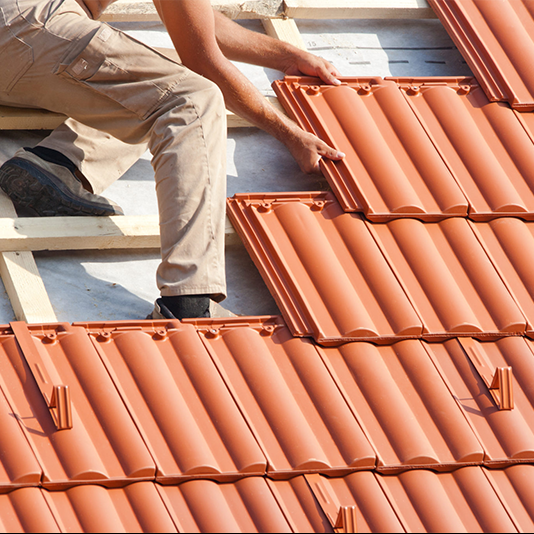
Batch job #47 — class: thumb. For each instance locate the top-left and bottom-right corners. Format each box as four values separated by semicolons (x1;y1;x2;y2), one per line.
319;144;345;161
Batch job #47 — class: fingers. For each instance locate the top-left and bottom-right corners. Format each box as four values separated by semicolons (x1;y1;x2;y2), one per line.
317;66;341;86
319;143;345;161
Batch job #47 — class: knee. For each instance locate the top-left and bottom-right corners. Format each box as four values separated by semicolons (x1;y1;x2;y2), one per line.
192;77;225;122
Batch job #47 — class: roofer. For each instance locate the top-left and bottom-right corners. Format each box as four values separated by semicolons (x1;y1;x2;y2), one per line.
0;0;344;319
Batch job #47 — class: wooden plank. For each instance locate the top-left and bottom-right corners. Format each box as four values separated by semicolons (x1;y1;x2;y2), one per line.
283;0;436;19
0;97;286;131
0;215;161;252
100;0;284;21
0;213;236;252
262;18;307;50
101;0;436;21
0;192;57;323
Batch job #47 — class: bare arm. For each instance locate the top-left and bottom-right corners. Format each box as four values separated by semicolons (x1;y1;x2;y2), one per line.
153;0;344;174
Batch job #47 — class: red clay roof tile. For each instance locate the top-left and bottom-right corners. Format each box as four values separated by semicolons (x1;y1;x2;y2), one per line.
379;467;518;532
427;338;534;466
274;76;534;222
394;78;534;220
273;76;469;219
159;477;293;533
0;323;155;489
428;0;534;110
226;192;423;345
367;217;527;338
471;219;534;335
0;488;60;532
84;321;267;483
317;340;484;472
43;483;177;532
194;317;376;477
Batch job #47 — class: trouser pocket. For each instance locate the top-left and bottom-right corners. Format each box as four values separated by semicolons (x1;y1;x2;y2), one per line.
55;24;187;120
0;8;34;92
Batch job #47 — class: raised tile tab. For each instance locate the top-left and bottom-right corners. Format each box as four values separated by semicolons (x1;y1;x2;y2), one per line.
318;340;484;472
227;192;423;345
428;338;534;466
428;0;534;110
0;323;156;489
273;76;469;219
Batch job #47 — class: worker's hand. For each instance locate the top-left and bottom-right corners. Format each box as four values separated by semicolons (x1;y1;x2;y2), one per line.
285;128;345;174
282;50;342;86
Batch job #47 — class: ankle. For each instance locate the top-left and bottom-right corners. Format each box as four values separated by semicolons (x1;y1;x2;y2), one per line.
160;295;211;319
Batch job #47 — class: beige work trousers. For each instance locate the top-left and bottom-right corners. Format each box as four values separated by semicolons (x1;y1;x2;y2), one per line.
0;0;227;301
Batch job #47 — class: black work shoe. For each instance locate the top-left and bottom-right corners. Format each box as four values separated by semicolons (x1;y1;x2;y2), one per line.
0;148;124;216
146;298;236;320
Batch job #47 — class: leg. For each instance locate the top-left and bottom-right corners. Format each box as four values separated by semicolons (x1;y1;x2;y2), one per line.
38;119;148;194
0;0;227;306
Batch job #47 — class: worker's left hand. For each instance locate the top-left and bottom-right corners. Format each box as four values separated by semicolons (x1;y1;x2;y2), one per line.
282;50;342;86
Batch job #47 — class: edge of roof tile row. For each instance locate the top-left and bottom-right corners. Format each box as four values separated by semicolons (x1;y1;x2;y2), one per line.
0;319;532;491
2;466;533;533
227;191;534;346
273;75;534;222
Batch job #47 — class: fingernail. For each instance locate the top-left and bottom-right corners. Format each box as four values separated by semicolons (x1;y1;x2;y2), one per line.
337;151;346;158
333;79;342;86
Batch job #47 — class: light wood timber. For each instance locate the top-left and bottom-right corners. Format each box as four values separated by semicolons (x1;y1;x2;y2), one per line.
100;0;436;21
0;192;57;323
0;214;236;253
283;0;436;19
262;18;307;50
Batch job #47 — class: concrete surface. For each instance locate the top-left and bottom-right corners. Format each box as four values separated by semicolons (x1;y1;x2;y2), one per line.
0;16;473;323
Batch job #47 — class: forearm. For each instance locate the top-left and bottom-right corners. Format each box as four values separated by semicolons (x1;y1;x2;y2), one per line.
213;11;300;72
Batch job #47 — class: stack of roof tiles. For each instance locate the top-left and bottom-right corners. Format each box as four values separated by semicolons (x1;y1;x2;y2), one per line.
3;0;534;531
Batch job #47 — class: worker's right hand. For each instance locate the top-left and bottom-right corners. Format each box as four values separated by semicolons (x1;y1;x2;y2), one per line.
285;129;345;175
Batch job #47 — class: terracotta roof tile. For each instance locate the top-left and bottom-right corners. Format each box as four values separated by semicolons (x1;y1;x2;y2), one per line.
193;317;376;477
0;385;42;490
379;467;518;532
367;217;527;338
317;340;484;472
484;465;534;530
269;473;403;533
43;483;177;532
427;338;534;466
471;219;534;334
0;323;156;489
273;76;469;219
226;192;423;345
394;78;534;220
83;320;267;482
0;488;59;532
228;193;528;344
159;477;293;532
428;0;534;110
274;76;534;222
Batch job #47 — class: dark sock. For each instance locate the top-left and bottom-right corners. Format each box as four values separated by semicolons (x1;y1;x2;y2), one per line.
161;295;211;319
24;147;78;175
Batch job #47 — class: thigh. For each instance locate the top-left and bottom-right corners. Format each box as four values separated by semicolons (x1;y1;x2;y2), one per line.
0;0;192;144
